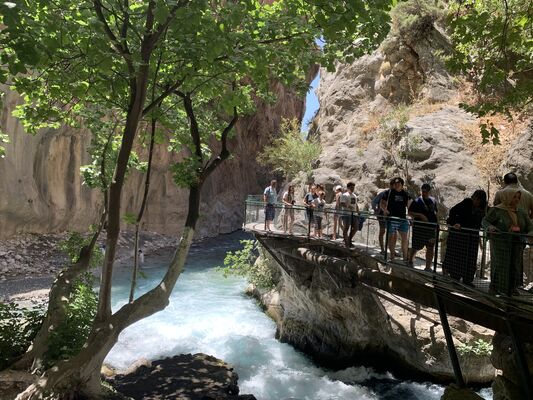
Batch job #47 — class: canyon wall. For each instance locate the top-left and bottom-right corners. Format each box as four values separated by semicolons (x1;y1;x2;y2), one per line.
311;25;533;210
0;81;305;239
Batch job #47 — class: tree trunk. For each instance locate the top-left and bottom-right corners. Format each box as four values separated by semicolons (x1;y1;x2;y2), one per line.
11;219;104;371
15;186;202;400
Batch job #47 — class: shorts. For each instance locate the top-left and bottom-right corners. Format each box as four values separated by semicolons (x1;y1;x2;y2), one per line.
314;216;323;230
265;204;275;221
341;214;359;228
411;223;437;250
387;219;409;235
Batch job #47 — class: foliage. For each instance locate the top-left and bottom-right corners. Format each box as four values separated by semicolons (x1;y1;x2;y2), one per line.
58;231;103;269
218;240;276;289
390;0;445;40
0;302;45;370
0;0;396;389
447;0;533;143
43;274;98;367
257;118;321;180
457;339;493;357
0;131;9;158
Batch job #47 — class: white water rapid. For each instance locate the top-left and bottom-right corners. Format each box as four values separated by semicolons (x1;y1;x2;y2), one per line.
106;233;492;400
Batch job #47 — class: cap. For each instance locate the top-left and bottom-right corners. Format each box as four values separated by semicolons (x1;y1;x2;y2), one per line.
335;185;343;191
421;183;431;191
391;177;404;185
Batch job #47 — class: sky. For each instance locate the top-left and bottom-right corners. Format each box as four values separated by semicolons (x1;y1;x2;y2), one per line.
301;72;320;133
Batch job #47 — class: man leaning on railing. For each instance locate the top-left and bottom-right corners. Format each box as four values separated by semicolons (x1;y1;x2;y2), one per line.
263;179;277;232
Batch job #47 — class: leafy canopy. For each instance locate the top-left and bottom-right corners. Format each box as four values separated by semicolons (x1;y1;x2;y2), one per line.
257;118;321;180
447;0;533;143
0;0;394;184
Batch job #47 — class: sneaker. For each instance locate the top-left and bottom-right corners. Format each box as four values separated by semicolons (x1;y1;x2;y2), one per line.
424;267;433;272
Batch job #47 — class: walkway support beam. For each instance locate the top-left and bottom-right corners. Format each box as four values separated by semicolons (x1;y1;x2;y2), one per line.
435;293;465;387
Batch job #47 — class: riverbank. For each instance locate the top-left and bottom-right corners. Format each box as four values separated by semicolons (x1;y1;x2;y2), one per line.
0;230;177;300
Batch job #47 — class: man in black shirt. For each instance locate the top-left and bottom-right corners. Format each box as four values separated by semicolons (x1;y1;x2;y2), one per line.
380;177;411;262
408;183;438;271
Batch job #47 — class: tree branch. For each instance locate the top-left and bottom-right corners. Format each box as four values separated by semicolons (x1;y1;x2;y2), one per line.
202;106;238;180
93;0;135;76
177;91;203;162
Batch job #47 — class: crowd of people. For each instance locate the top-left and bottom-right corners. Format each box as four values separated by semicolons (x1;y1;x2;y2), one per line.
262;173;533;296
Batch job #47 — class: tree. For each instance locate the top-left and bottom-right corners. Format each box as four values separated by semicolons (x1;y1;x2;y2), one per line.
257;118;321;180
447;0;533;143
0;0;393;398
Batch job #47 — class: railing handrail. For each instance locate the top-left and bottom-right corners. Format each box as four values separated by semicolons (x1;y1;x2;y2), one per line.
245;197;533;240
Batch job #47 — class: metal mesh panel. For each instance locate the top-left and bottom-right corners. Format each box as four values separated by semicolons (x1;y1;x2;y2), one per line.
244;196;533;299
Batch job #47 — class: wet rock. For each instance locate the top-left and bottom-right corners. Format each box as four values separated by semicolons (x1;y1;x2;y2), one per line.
441;384;483;400
108;354;256;400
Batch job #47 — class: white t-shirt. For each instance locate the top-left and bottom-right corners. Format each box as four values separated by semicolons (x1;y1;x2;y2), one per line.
283;191;294;207
312;197;325;217
341;191;358;213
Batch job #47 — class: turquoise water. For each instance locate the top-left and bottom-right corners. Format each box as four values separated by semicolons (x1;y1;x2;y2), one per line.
105;233;491;400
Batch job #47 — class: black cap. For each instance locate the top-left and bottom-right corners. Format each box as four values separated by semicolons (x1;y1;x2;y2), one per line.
421;183;431;191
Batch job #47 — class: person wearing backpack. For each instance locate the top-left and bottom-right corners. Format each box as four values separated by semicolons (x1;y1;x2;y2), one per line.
408;183;438;271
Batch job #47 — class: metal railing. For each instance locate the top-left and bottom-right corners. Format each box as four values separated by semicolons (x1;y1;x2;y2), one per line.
244;196;533;298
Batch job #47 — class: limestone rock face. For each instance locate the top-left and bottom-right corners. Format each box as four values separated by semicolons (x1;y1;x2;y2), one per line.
490;332;533;400
503;122;533;192
0;81;305;239
254;253;495;383
312;24;531;211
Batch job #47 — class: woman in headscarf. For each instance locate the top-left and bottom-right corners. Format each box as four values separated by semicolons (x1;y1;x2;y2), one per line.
442;190;487;285
483;187;533;295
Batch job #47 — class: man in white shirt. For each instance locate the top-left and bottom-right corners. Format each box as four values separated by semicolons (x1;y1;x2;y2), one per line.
263;180;277;231
340;182;359;248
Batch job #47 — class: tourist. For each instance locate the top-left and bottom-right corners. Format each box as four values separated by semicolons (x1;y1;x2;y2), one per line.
313;191;326;237
494;172;533;219
408;183;438;271
138;249;145;264
442;190;487;286
372;182;393;254
484;187;533;295
380;177;411;262
263;180;277;231
332;185;344;240
340;182;359;248
303;184;318;228
282;185;296;234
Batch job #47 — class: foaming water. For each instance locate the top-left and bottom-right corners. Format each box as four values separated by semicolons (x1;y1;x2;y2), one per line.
106;232;491;400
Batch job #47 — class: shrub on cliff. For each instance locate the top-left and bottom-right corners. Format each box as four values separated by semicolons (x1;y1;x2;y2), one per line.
257;118;321;180
390;0;444;40
219;240;276;289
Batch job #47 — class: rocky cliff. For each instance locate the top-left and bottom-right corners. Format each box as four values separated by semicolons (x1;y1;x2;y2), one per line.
0;81;305;239
311;23;532;209
251;242;496;385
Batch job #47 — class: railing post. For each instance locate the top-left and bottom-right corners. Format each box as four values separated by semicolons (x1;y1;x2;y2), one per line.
433;223;440;273
479;229;487;279
384;216;389;262
307;206;311;240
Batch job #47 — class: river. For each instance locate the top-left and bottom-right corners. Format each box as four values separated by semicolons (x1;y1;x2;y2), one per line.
105;232;492;400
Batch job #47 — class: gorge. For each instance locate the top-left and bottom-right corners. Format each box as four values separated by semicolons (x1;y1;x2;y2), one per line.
1;1;532;399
